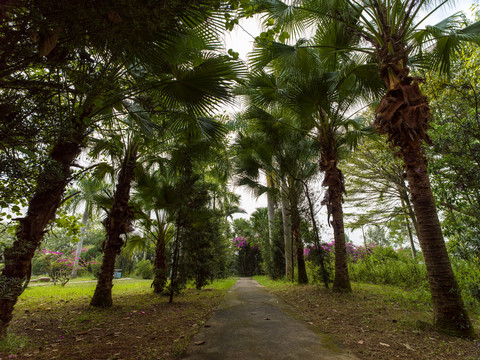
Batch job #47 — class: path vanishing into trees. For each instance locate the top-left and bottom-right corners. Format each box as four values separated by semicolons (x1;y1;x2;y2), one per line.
183;278;357;360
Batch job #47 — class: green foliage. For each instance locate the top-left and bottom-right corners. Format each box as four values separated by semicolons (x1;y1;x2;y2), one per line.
135;260;154;279
348;246;428;289
421;42;480;258
31;256;48;276
451;259;480;310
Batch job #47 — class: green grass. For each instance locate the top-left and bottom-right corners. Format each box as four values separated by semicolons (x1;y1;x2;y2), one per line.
18;278;237;310
253;275;296;289
18;279;152;309
0;333;30;354
204;277;237;290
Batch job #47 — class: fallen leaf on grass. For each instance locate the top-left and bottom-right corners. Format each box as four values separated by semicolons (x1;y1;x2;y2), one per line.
379;342;390;347
402;343;415;351
194;341;206;345
358;340;364;344
307;322;314;325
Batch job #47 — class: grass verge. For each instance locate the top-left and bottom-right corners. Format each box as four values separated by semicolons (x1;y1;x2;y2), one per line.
255;276;480;360
2;277;237;360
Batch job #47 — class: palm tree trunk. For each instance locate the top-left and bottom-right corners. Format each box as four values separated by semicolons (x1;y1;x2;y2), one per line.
281;191;293;281
320;138;351;293
375;54;474;336
0;121;86;336
266;172;275;245
330;190;351;292
404;148;473;336
72;208;89;278
152;228;167;294
90;145;137;308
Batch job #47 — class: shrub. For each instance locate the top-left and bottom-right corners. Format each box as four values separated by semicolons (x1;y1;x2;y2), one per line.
32;256;49;275
348;245;428;289
135;259;153;279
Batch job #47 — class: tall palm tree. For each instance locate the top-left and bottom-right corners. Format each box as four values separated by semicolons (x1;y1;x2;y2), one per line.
248;28;380;291
251;0;480;336
233;104;318;283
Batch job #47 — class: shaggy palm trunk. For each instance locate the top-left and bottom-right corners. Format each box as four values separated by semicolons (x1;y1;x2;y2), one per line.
281;191;294;281
319;134;351;293
90;145;137;308
375;39;474;336
0;122;86;336
290;193;308;284
152;231;167;294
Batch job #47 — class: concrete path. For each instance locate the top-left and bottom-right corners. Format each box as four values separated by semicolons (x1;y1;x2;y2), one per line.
183;278;357;360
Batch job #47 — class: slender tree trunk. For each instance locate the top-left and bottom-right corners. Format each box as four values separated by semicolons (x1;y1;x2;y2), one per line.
290;193;308;284
266;173;275;244
72;208;89;278
374;46;474;336
0;120;86;336
330;191;351;292
401;197;416;258
152;229;167;294
90;145;137;308
281;191;293;281
303;181;329;288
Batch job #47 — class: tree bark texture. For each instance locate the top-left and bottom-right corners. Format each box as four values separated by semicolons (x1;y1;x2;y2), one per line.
152;231;167;294
281;192;293;281
404;147;474;336
319;132;351;293
374;37;474;336
0;124;85;336
90;145;137;308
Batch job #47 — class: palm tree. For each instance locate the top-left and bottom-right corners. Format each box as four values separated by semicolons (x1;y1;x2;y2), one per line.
131;169;177;294
234;104;319;283
0;1;232;335
248;31;380;291
252;0;480;336
67;177;109;278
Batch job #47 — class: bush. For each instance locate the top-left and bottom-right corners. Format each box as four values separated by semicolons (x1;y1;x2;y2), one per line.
348;245;428;289
135;259;153;279
32;256;49;275
451;258;480;310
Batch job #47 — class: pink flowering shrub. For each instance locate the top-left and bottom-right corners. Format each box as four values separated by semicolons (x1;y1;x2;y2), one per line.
232;236;259;251
304;241;375;263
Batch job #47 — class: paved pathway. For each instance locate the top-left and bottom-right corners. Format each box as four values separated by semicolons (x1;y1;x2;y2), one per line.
183;278;357;360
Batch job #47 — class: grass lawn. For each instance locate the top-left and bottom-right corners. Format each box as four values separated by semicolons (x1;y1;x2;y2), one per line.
0;277;237;360
254;276;480;360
